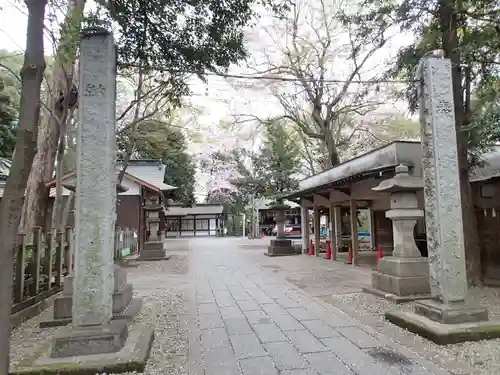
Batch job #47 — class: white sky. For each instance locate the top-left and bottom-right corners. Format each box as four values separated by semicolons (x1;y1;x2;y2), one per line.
0;0;414;200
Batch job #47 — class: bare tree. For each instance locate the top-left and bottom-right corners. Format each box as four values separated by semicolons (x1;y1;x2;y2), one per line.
242;0;391;169
0;0;47;372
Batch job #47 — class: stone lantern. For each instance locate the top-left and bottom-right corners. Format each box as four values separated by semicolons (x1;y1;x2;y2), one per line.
366;164;430;301
265;199;300;257
139;195;167;260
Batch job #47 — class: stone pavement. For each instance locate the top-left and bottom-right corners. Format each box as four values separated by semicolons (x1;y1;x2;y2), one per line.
185;237;453;375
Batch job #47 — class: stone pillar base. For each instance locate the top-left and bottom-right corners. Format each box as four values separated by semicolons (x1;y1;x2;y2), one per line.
40;266;142;328
51;319;128;358
364;256;430;302
265;239;301;257
137;241;169;261
385;299;500;345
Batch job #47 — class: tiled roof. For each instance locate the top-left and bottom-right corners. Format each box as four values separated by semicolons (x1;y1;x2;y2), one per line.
44;161;176;193
165;205;223;216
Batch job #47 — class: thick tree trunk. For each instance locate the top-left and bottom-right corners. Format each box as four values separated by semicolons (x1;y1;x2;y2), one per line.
0;1;47;372
21;0;86;232
439;0;482;285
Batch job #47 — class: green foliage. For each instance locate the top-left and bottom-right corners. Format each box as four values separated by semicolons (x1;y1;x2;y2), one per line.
206;187;247;219
343;0;500;156
93;0;290;101
120;120;197;205
0;77;18;158
258;120;300;196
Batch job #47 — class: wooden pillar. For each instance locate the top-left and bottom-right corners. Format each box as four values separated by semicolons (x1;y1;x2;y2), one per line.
334;206;342;254
193;214;197;236
350;199;359;266
329;202;337;261
178;217;182;237
313;205;321;257
300;200;309;254
208;217;211;236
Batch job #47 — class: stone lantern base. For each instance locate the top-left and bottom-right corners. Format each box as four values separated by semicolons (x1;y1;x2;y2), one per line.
265;239;301;257
138;240;169;261
365;256;431;303
40;265;142;328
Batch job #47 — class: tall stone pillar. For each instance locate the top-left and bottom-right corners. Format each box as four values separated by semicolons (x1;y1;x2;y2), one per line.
300;201;309;254
365;164;430;301
51;28;127;357
385;57;499;345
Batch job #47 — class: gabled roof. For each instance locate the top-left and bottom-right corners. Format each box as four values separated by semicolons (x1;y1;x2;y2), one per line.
285;141;500;199
124;160;175;192
45;164;176;193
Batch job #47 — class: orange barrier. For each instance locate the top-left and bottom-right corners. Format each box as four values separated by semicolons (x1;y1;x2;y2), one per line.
324;240;332;260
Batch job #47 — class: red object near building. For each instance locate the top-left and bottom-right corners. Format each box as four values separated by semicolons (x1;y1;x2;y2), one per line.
308;239;315;256
324;240;332;260
347;246;353;264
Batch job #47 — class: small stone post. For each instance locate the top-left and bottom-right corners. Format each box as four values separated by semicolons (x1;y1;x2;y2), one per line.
51;27;128;357
385;57;498;345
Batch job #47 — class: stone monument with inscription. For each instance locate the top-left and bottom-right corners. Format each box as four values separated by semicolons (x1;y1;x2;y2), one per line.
10;28;154;374
364;164;430;302
265;200;300;257
385;56;500;344
39;182;142;328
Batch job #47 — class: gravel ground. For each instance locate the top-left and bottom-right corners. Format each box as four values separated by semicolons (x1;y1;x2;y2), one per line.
246;246;500;375
9;254;191;375
323;288;500;375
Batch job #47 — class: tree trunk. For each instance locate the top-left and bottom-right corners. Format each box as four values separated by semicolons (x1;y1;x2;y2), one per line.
0;1;47;372
50;130;66;231
21;0;86;232
51;109;75;232
324;131;340;168
439;0;482;285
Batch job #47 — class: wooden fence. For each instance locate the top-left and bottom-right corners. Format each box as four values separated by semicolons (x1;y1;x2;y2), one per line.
11;227;138;317
12;227;73;315
114;228;138;260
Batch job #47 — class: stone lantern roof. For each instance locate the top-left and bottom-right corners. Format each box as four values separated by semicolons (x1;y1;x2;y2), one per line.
372;164;423;193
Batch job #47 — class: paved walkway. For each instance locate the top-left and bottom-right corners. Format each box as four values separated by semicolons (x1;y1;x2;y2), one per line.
185;237;452;375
